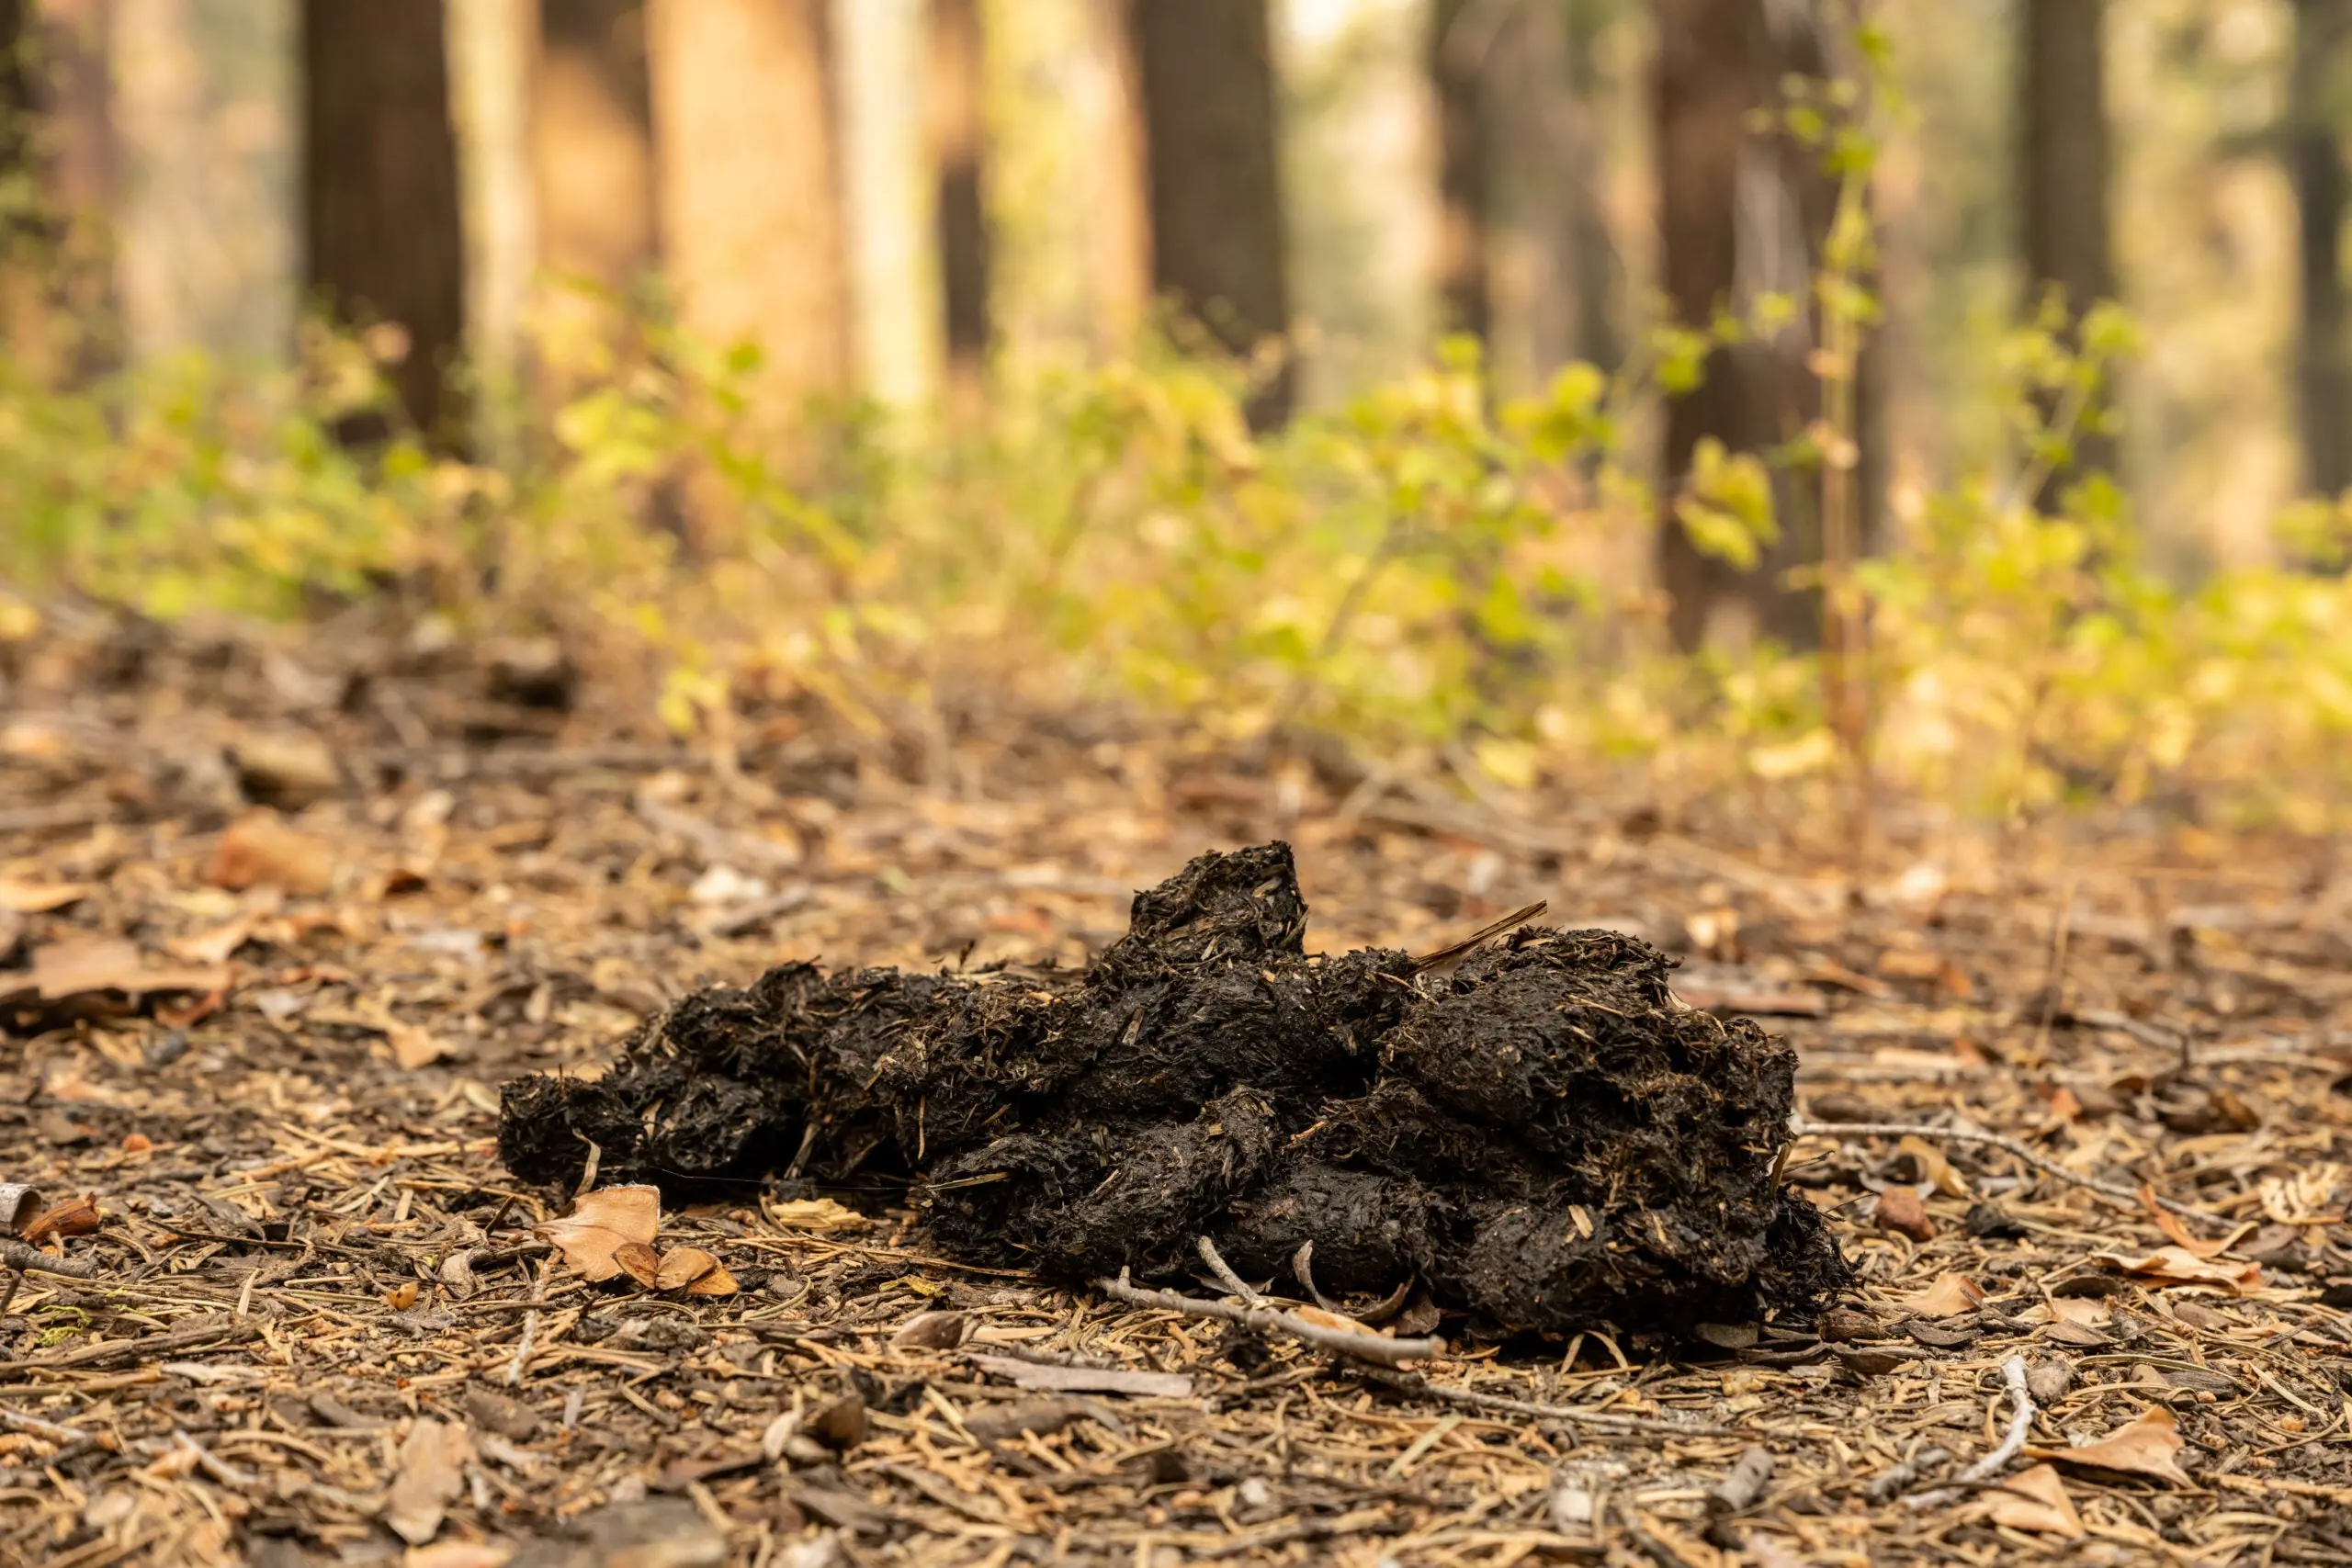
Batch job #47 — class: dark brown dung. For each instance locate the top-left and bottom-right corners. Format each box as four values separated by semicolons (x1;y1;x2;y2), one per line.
498;842;1848;1331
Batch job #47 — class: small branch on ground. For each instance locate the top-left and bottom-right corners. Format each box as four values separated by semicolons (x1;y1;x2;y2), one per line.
1708;1445;1774;1515
1866;1445;1951;1503
0;1239;101;1279
1905;1353;2033;1507
1094;1266;1439;1368
1789;1119;2220;1224
1196;1237;1265;1306
504;1259;548;1387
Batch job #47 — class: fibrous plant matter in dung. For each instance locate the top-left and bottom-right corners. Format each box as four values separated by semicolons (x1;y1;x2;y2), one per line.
499;843;1847;1331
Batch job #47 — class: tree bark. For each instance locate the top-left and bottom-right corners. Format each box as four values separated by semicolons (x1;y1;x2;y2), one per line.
0;1;33;253
1127;0;1292;427
39;0;120;376
929;0;989;410
2292;0;2352;497
1430;0;1490;344
647;0;846;415
300;0;469;445
2018;0;2115;481
1654;0;1839;651
532;0;657;291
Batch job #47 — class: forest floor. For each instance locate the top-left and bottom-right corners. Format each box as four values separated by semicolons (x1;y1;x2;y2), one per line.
1;604;2349;1568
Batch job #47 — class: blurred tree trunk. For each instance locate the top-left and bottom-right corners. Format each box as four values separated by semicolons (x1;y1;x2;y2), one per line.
647;0;846;416
1654;0;1840;651
2291;0;2352;497
0;4;29;217
39;0;119;375
532;0;657;291
1127;0;1292;428
929;0;989;412
1562;0;1622;372
1495;0;1623;382
1430;0;1490;344
1088;0;1152;355
2018;0;2114;483
300;0;469;445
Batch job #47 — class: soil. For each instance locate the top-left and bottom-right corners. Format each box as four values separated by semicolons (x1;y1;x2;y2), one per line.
2;605;2347;1567
500;843;1850;1333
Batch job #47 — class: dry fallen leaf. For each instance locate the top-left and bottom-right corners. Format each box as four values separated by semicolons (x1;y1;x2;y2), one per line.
610;1241;662;1288
683;1258;739;1297
1902;1271;1984;1319
1899;1134;1973;1198
7;938;230;1004
1986;1464;2085;1537
1873;1185;1936;1241
2097;1246;2262;1294
385;1021;452;1071
890;1311;970;1352
1292;1303;1385;1337
2139;1185;2255;1258
2039;1296;2111;1328
165;913;261;966
0;879;89;913
208;810;336;896
385;1417;474;1545
2028;1405;2195;1487
652;1246;718;1291
534;1185;661;1281
764;1196;867;1233
21;1194;101;1242
2258;1164;2345;1226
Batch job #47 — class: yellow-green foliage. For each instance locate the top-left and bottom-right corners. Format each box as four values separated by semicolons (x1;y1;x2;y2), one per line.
4;288;2351;830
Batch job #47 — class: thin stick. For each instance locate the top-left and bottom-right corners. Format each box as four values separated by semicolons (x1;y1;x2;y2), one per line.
1195;1237;1264;1306
1094;1269;1438;1368
1789;1119;2219;1224
3;1407;97;1446
0;1239;100;1280
2030;880;2079;1063
1865;1445;1951;1503
1408;900;1549;976
505;1259;548;1387
1364;1367;1752;1438
1906;1354;2033;1507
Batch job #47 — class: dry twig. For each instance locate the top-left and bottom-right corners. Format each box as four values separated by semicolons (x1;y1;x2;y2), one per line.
0;1238;101;1279
505;1259;548;1387
1905;1353;2033;1507
1094;1267;1439;1368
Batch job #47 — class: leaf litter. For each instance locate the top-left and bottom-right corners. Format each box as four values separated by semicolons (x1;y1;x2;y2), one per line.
0;608;2346;1565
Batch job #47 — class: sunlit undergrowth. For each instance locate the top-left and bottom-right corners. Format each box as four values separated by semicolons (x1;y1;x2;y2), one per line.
5;293;2352;838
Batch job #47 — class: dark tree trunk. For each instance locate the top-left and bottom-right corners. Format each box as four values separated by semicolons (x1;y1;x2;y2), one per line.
1654;0;1840;651
2292;0;2352;497
1498;0;1623;378
532;0;658;290
1430;0;1490;344
1128;0;1292;428
2018;0;2115;482
930;0;990;408
40;0;119;376
300;0;468;446
0;1;33;250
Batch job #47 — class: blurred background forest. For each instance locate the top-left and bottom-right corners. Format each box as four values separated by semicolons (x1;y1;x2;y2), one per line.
5;0;2352;841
